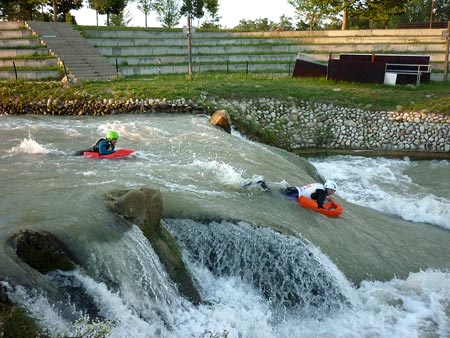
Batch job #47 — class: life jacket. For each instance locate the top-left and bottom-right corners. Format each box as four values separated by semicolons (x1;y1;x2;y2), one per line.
88;138;115;153
296;183;325;199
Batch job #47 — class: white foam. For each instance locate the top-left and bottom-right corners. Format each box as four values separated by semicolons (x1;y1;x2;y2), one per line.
71;271;168;338
8;138;52;155
2;282;70;336
6;268;449;338
309;156;450;229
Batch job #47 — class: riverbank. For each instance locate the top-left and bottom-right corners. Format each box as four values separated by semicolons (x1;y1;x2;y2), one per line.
1;95;449;160
0;75;449;159
216;97;450;155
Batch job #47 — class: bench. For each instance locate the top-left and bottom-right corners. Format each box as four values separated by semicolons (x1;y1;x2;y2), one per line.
384;63;431;85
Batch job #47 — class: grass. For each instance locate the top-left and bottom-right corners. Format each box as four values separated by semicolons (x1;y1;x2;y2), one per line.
0;73;449;114
0;304;46;338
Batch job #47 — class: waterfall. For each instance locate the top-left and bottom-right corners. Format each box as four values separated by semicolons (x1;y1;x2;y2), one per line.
165;219;352;319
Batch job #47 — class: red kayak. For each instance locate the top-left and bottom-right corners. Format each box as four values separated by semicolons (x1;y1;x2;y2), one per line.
83;148;135;159
298;196;343;218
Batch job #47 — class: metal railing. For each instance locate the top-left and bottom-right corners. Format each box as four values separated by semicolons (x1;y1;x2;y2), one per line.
385;63;431;85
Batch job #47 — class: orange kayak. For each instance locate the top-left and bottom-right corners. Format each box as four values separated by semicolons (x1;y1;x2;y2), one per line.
298;196;343;218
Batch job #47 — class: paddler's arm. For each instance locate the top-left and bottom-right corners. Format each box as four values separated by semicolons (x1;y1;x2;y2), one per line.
316;189;327;209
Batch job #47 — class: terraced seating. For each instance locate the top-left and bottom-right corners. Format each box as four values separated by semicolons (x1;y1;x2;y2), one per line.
79;28;301;76
0;21;61;80
79;27;447;76
1;22;446;80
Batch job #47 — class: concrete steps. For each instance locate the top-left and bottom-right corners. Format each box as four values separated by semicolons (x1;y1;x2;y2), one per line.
81;28;302;75
1;21;447;79
0;21;61;80
27;22;117;81
80;27;448;75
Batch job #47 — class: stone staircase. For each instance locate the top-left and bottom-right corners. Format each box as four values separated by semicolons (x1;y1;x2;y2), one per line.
27;22;117;81
0;21;61;80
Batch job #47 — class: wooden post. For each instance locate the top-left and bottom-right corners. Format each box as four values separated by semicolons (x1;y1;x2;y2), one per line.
445;21;450;82
13;61;17;80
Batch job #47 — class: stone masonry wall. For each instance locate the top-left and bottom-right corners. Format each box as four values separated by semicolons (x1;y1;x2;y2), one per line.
215;98;450;153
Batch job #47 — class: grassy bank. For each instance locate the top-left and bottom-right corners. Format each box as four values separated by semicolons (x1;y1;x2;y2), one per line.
1;74;450;115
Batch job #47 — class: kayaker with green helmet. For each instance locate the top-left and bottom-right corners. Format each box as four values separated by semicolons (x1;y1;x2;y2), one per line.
95;130;119;155
74;130;119;156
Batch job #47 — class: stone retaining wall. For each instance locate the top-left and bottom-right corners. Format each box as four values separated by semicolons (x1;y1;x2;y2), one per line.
1;97;449;153
217;98;450;152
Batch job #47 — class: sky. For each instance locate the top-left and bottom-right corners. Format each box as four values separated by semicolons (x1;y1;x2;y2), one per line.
72;0;294;29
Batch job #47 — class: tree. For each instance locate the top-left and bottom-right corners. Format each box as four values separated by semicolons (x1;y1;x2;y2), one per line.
180;0;218;21
2;0;42;21
109;8;132;25
135;0;152;27
234;18;275;31
275;15;295;31
360;0;408;28
232;17;295;32
200;0;220;28
401;0;432;22
46;0;83;22
50;0;57;21
287;0;337;30
180;0;219;78
430;0;450;23
88;0;128;25
0;0;21;20
153;0;181;28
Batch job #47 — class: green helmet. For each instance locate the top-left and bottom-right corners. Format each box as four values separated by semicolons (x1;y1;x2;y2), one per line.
106;130;119;141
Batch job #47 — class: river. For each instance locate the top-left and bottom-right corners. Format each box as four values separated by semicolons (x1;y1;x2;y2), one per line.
0;113;449;338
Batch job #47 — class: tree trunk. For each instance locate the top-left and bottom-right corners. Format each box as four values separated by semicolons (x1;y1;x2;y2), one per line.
341;5;348;30
52;0;57;22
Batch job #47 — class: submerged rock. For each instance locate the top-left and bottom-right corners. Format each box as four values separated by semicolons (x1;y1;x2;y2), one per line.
107;187;201;304
11;229;75;274
8;230;101;321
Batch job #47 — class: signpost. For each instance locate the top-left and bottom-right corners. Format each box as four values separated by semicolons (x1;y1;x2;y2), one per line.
443;22;450;81
186;16;193;80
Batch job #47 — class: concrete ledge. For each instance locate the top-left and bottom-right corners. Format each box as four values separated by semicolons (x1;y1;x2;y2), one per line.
0;39;41;48
293;148;450;161
0;21;26;30
111;53;295;65
0;69;60;80
0;30;34;38
88;37;299;47
236;28;445;38
97;44;304;57
0;49;49;57
0;58;57;67
117;63;293;75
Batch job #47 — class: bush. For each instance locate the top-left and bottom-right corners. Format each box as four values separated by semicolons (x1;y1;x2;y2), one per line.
0;304;46;338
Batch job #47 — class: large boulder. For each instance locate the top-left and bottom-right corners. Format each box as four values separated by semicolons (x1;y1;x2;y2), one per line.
11;229;75;274
107;187;201;304
209;109;231;133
